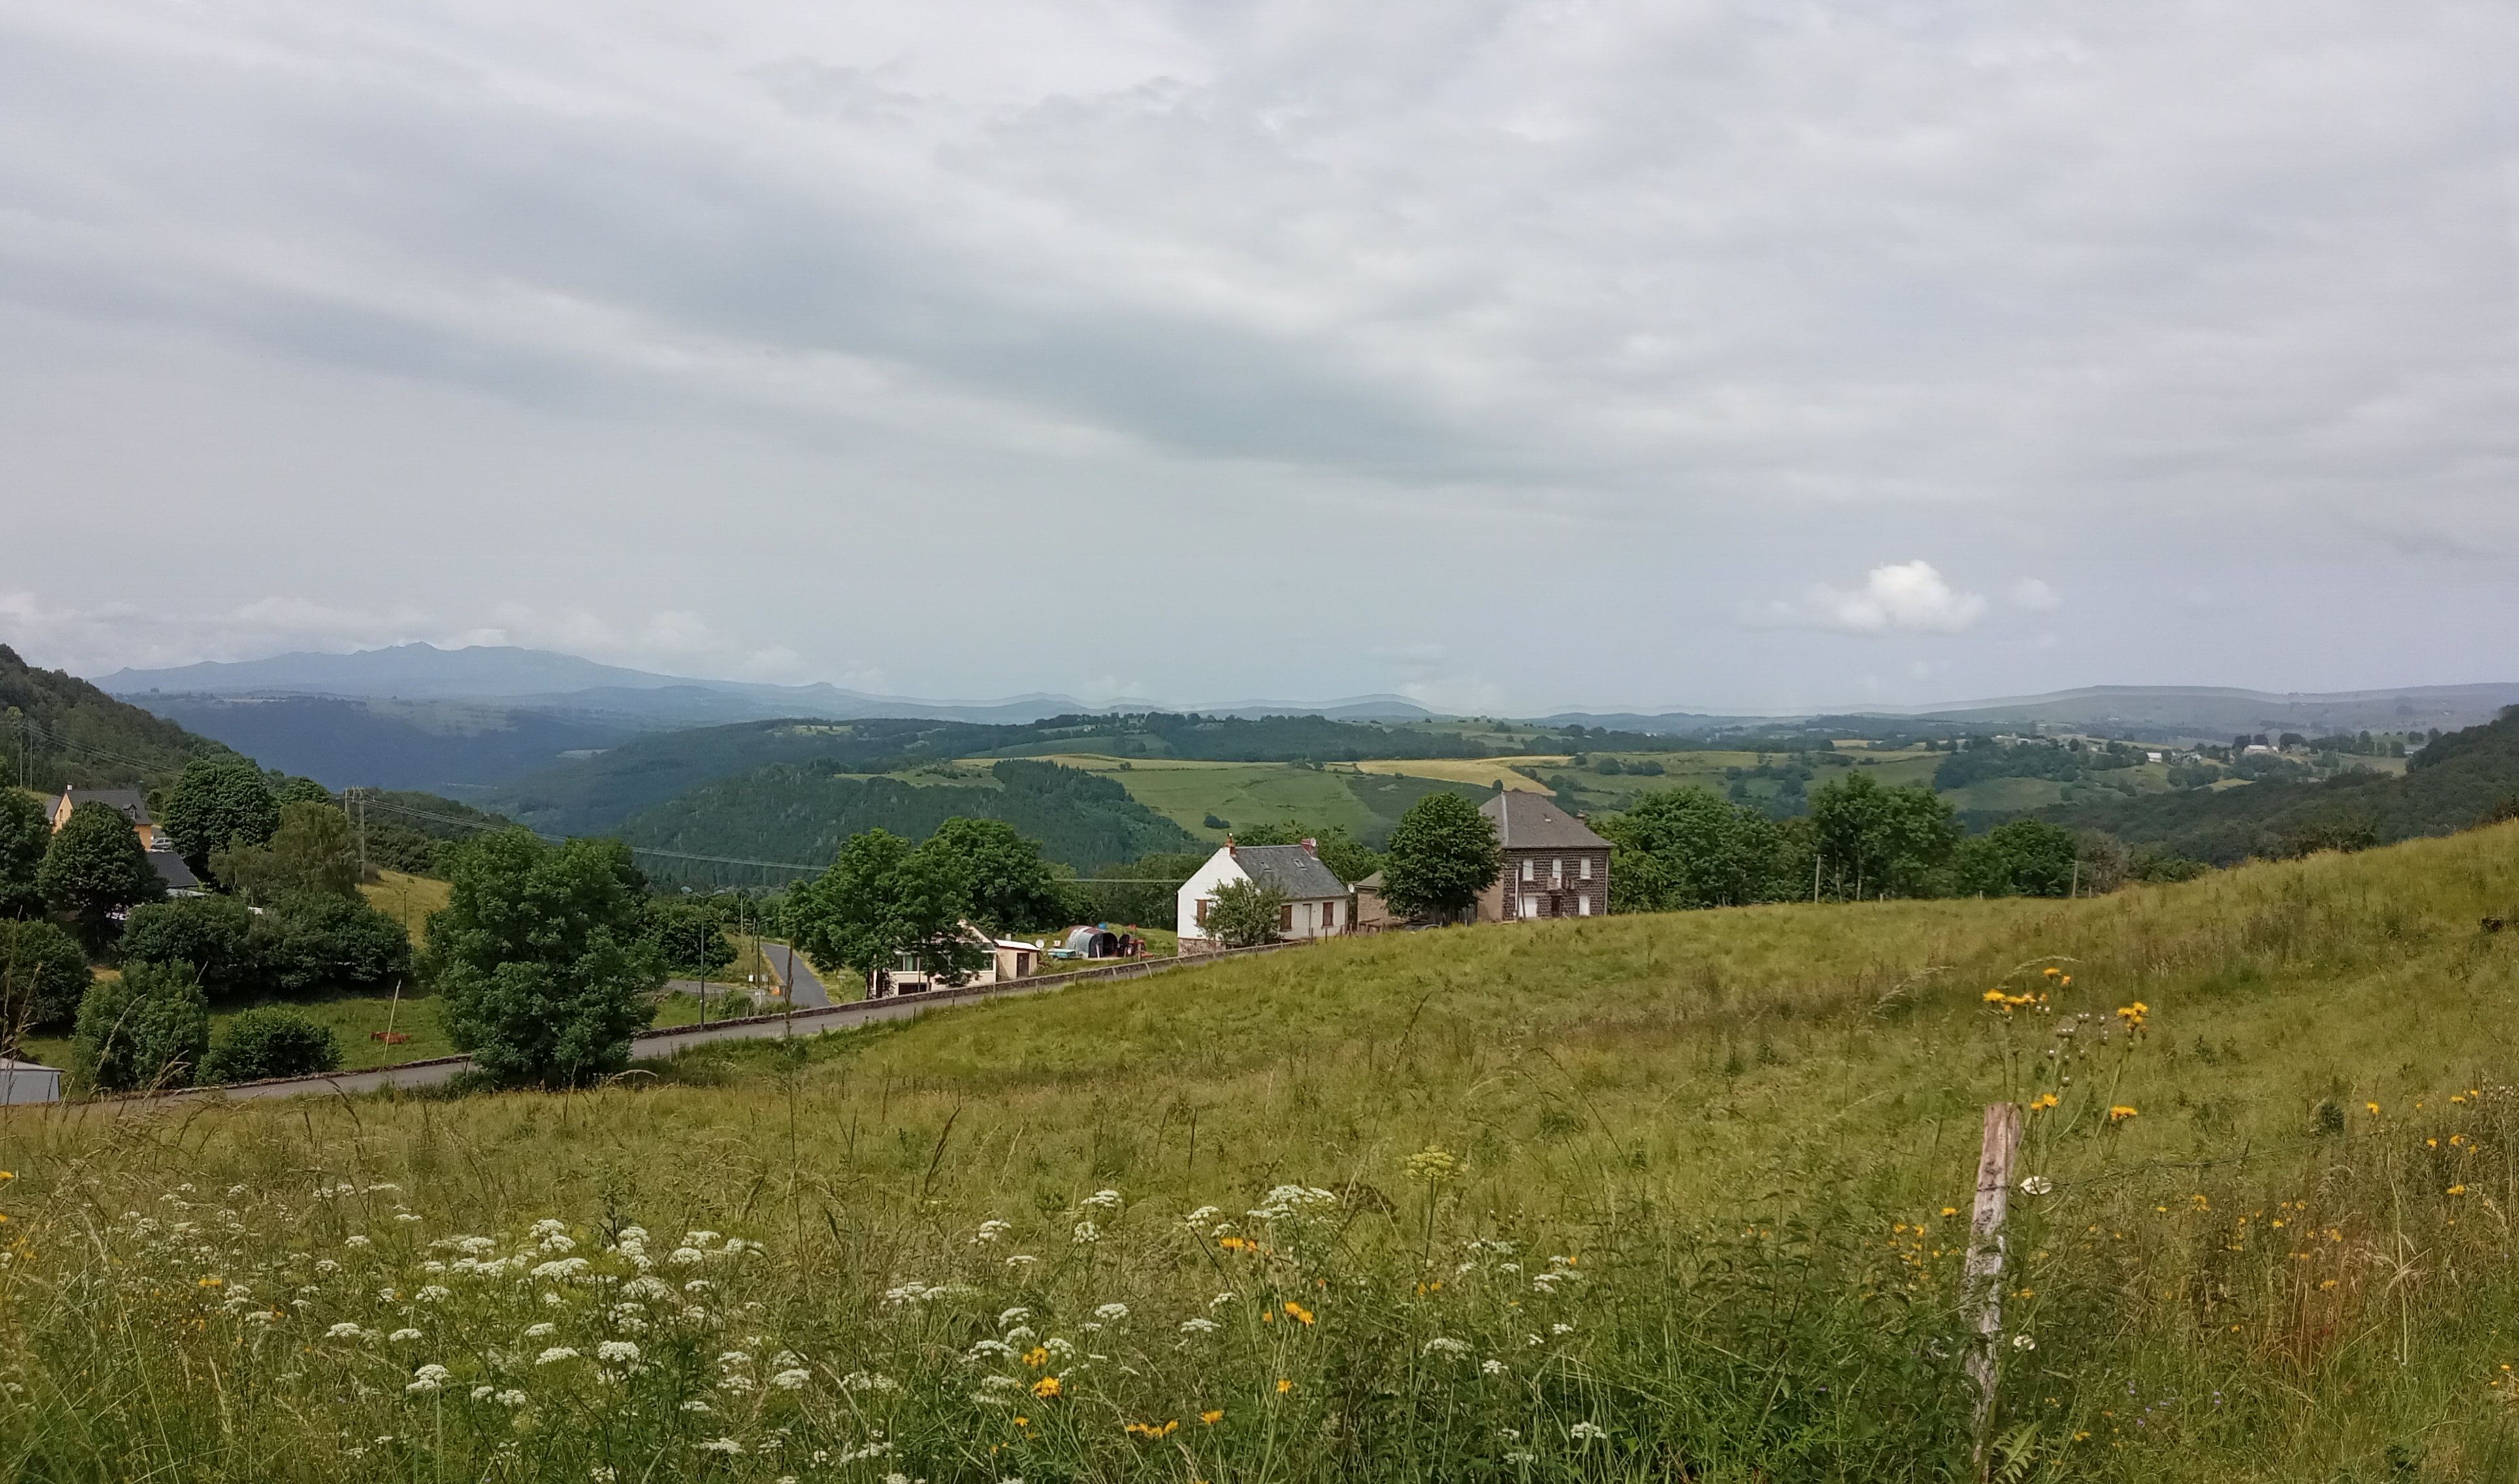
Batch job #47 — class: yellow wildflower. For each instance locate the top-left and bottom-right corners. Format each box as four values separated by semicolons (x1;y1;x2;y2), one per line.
2109;1106;2139;1122
2366;1103;2380;1115
1024;1346;1048;1369
1201;1410;1224;1425
1276;1378;1293;1394
1284;1302;1314;1326
1032;1376;1062;1398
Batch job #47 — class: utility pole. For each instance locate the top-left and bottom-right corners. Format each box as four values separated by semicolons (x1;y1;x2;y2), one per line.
698;924;709;1029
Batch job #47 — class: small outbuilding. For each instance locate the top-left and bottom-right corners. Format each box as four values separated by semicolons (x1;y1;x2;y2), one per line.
0;1057;62;1105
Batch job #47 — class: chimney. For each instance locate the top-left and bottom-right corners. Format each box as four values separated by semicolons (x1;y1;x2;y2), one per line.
1226;833;1235;856
1301;837;1318;855
1575;812;1587;822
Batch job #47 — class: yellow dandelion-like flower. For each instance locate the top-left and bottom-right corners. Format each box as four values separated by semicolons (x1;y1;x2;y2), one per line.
1276;1378;1293;1394
1284;1302;1314;1326
1032;1376;1062;1399
2366;1103;2381;1115
1024;1346;1048;1369
2042;967;2060;978
1984;989;2009;1003
2109;1106;2139;1122
1942;1207;1959;1218
1201;1410;1224;1425
2448;1186;2467;1197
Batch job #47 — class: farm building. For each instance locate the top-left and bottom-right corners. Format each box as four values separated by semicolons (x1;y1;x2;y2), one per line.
1177;839;1350;951
1474;792;1611;923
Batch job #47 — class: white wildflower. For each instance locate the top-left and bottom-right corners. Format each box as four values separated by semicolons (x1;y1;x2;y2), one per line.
1210;1291;1237;1308
343;1236;371;1248
470;1386;495;1402
973;1219;1012;1245
998;1306;1031;1329
325;1323;367;1340
314;1259;340;1274
1081;1189;1123;1211
1482;1359;1507;1375
697;1437;744;1455
1071;1221;1100;1245
535;1347;581;1366
596;1341;640;1363
967;1339;1016;1361
387;1329;423;1343
668;1248;706;1266
1569;1421;1608;1443
1005;1255;1036;1268
415;1285;450;1303
1422;1337;1471;1356
2019;1175;2054;1197
495;1389;528;1408
1093;1303;1129;1321
523;1323;557;1340
770;1368;810;1390
683;1231;721;1248
405;1364;450;1393
1182;1205;1220;1227
1179;1317;1218;1334
2013;1334;2036;1351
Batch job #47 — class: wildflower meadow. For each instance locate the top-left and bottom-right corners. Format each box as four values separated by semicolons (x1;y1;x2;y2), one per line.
2;822;2518;1480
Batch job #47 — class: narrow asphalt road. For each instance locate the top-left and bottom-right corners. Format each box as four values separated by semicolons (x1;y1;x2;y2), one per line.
762;940;831;1008
145;940;1296;1104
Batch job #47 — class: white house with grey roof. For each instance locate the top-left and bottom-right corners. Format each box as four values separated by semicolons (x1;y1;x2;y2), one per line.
1177;839;1350;950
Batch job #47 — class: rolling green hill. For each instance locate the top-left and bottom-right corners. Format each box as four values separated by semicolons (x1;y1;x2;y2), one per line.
8;821;2519;1479
2038;706;2519;863
615;757;1200;873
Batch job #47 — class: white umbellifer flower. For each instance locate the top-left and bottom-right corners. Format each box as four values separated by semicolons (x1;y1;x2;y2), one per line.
1182;1206;1220;1228
1422;1338;1470;1356
406;1364;450;1393
535;1347;581;1366
973;1220;1012;1245
470;1386;495;1402
770;1369;810;1390
1482;1359;1506;1375
325;1323;366;1340
1081;1189;1123;1211
2019;1176;2054;1197
1210;1291;1236;1309
998;1307;1031;1329
1551;1323;1574;1336
533;1258;590;1281
684;1231;721;1248
1504;1451;1536;1465
388;1329;423;1342
1005;1255;1035;1268
1178;1317;1218;1334
395;1213;423;1223
1093;1303;1128;1321
530;1219;567;1238
416;1285;450;1303
523;1323;557;1340
967;1338;1016;1360
496;1389;528;1408
718;1350;755;1366
2013;1334;2036;1351
670;1248;706;1266
314;1258;340;1274
697;1438;744;1455
1071;1221;1100;1245
596;1341;640;1363
344;1236;371;1248
1568;1421;1608;1443
540;1234;576;1254
591;1470;617;1483
681;1400;713;1413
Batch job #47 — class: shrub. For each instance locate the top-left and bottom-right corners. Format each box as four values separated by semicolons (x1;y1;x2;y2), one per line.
200;1007;340;1084
120;895;259;999
0;918;89;1033
71;960;211;1093
1206;877;1288;948
260;892;412;991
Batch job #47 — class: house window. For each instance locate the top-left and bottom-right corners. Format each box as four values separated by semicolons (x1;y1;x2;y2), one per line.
1279;904;1295;931
1322;900;1337;929
1579;857;1593;881
1195;898;1211;926
1578;894;1592;916
1521;858;1534;883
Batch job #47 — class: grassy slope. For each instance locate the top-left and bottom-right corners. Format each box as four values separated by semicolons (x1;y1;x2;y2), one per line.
1018;756;1493;845
3;828;2517;1478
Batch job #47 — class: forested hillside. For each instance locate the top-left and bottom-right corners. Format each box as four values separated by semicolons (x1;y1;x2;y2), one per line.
1;645;242;792
2040;707;2519;863
615;758;1199;871
132;694;635;791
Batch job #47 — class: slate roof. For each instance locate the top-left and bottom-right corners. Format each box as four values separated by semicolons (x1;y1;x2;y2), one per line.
1480;790;1611;850
148;853;201;892
1232;843;1348;899
61;788;150;824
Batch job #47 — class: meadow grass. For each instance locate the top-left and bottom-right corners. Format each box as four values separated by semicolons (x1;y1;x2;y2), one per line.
2;825;2518;1479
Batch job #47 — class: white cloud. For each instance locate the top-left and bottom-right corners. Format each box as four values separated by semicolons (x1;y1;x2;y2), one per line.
1752;561;1989;636
2009;579;2063;611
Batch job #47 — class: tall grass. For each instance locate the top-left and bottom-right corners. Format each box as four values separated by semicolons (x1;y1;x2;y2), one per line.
1;824;2517;1480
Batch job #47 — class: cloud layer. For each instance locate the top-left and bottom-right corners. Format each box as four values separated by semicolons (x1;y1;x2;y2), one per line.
1;0;2513;709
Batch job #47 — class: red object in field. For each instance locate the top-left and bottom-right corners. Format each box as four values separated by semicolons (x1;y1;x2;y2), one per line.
370;1031;412;1043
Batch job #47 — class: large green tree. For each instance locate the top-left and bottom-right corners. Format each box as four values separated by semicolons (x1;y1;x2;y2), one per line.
1951;818;2081;899
1808;773;1958;900
922;816;1073;935
39;801;163;949
641;897;738;978
790;828;988;985
0;918;89;1039
211;800;361;903
159;758;280;871
0;789;48;918
1377;794;1503;923
120;896;259;999
424;830;663;1086
1597;788;1787;911
70;960;211;1094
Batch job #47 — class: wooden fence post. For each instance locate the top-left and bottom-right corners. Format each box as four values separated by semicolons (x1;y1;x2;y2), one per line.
1963;1101;2022;1480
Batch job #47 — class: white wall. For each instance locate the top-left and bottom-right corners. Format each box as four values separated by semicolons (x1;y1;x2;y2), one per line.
1176;846;1245;942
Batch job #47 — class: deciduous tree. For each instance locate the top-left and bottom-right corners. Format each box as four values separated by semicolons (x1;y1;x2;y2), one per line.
160;758;280;871
0;789;47;918
1204;877;1288;948
1808;773;1957;901
923;817;1073;935
0;918;89;1038
1378;794;1502;922
424;830;662;1086
212;801;361;903
790;828;987;985
1596;787;1787;911
39;801;163;949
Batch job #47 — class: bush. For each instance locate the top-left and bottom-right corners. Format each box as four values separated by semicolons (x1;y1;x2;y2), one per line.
39;801;163;949
260;892;412;991
200;1007;340;1084
120;895;259;999
0;918;89;1033
71;960;211;1093
1206;877;1288;948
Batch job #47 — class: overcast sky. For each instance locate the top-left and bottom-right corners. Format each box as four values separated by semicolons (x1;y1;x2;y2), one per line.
3;0;2514;714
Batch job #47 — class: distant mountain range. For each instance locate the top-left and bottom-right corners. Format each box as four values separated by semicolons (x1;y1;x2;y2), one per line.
97;643;1437;726
89;643;2519;794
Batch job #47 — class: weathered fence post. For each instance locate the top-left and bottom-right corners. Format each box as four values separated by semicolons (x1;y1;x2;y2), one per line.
1963;1101;2023;1480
